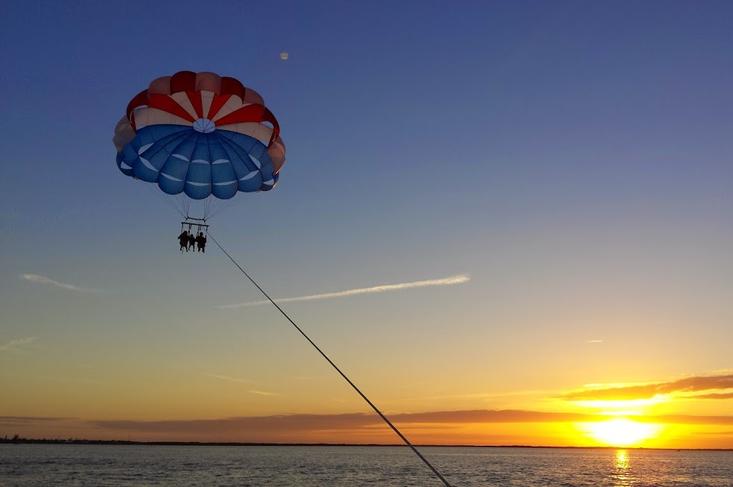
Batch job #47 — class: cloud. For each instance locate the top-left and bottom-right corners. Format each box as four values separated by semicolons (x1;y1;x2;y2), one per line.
586;339;603;344
20;274;102;293
693;392;733;400
218;274;470;309
0;336;37;352
89;409;733;436
0;416;72;426
650;415;733;425
206;375;279;396
88;410;592;435
564;374;733;401
248;390;280;396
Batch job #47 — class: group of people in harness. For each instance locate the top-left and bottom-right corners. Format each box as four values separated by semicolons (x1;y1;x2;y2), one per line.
178;230;207;253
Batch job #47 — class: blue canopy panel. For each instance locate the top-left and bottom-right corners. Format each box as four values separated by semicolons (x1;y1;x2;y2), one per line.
116;125;277;199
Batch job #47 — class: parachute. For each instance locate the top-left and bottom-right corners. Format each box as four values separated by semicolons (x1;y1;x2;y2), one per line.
113;71;286;218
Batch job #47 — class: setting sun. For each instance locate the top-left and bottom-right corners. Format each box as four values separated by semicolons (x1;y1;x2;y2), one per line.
581;419;661;447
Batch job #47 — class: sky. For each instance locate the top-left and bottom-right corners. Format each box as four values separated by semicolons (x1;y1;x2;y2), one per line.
1;0;732;448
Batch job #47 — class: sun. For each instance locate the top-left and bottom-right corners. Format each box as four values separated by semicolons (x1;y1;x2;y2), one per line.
581;418;660;447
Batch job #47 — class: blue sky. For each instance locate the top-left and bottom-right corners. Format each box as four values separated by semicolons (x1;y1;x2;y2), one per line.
1;1;732;442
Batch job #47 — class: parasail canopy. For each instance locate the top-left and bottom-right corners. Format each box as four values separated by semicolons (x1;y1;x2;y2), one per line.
113;71;286;200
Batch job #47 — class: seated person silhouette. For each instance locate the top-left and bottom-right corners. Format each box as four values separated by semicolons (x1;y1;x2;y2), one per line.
178;230;189;252
195;232;207;253
187;232;196;251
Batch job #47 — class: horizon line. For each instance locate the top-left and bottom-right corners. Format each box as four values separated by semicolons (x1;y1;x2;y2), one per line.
2;437;732;451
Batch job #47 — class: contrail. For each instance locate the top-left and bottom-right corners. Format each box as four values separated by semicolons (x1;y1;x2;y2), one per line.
218;274;470;309
20;274;102;293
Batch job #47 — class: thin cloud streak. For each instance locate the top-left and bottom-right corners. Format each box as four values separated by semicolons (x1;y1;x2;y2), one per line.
692;392;733;400
564;374;733;401
218;274;470;309
0;416;74;426
0;336;37;352
206;375;278;395
248;390;280;396
20;273;102;293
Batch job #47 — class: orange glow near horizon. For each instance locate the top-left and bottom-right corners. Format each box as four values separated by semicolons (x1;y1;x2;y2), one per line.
2;369;731;448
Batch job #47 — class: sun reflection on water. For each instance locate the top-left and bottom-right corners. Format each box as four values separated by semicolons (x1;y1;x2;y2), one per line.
615;449;629;470
612;449;632;487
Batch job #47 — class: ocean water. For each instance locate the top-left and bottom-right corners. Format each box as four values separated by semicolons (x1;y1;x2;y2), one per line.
1;444;731;486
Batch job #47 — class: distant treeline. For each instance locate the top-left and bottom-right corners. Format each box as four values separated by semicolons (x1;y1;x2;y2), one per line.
2;435;138;445
0;435;400;447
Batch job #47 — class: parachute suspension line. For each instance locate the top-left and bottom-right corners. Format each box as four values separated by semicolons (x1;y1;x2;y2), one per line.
207;233;452;487
180;195;192;219
203;196;211;220
204;199;234;221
